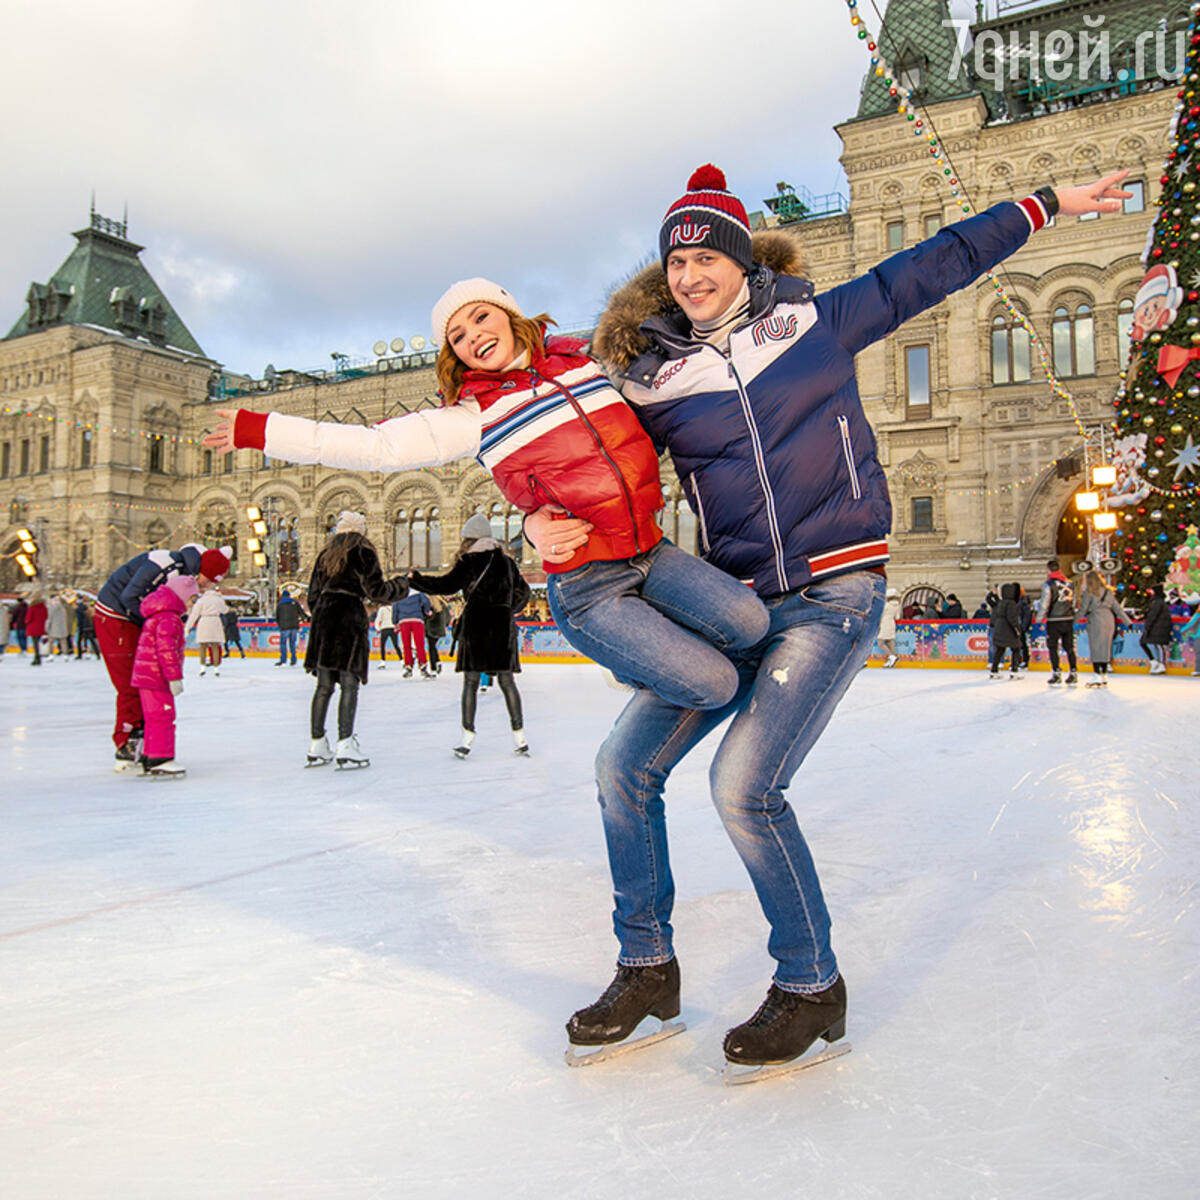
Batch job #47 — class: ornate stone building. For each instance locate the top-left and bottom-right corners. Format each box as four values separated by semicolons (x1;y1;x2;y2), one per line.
1;0;1186;612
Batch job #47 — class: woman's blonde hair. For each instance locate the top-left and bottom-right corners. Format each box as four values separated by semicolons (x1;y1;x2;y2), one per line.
1083;570;1110;597
436;310;556;405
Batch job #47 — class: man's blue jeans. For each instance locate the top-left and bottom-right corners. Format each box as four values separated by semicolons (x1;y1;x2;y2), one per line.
278;628;298;664
547;540;769;711
592;569;885;993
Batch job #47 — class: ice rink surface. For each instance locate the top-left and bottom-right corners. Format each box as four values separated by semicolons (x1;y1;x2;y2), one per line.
1;655;1196;1199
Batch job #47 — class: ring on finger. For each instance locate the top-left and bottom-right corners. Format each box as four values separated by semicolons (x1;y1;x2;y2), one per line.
551;543;560;555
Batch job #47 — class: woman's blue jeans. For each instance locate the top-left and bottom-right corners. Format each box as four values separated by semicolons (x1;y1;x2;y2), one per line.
593;569;886;993
547;540;769;710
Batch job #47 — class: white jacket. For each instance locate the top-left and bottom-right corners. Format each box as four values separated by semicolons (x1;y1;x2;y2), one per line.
878;596;901;640
185;589;229;644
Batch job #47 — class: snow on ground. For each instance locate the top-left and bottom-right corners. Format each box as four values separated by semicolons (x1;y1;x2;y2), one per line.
1;654;1196;1199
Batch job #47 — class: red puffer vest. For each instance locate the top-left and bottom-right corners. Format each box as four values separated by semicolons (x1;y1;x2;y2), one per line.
456;335;664;573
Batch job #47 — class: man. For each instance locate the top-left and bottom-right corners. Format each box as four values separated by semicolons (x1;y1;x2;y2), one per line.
275;587;305;665
527;164;1129;1072
1036;559;1078;685
95;544;230;769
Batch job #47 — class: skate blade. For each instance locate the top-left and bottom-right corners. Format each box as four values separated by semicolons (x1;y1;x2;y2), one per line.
335;759;369;770
723;1041;852;1086
454;749;470;759
564;1018;686;1067
136;771;186;782
305;758;332;768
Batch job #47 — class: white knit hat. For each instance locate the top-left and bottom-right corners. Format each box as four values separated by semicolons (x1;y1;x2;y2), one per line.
431;278;524;348
333;510;367;536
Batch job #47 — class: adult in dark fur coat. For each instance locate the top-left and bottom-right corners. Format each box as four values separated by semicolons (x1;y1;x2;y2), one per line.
304;511;409;768
1139;583;1175;675
410;512;532;757
988;583;1023;677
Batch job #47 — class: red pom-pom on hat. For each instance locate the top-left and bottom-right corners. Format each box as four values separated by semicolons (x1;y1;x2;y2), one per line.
688;163;727;191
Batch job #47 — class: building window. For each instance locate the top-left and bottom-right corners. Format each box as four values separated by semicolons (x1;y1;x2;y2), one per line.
1123;181;1145;214
148;436;164;474
664;493;699;554
79;429;92;469
1052;303;1096;377
393;507;443;569
0;442;9;477
38;436;50;473
20;439;30;474
223;450;233;474
905;345;932;419
203;448;213;475
911;496;934;532
991;313;1032;384
924;214;941;239
76;538;89;565
1117;297;1135;364
1078;212;1100;222
887;221;904;252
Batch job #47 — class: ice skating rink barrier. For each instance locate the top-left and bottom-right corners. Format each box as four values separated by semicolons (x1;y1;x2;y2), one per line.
188;618;1199;674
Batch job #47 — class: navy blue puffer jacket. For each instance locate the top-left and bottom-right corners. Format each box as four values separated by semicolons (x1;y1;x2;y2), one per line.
597;201;1044;598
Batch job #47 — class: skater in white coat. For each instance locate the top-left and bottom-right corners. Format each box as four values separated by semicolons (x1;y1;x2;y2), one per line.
185;585;230;675
878;588;902;667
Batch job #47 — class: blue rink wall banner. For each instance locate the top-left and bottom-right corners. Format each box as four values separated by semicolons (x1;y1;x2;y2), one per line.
185;619;590;664
184;618;1197;673
873;619;1197;674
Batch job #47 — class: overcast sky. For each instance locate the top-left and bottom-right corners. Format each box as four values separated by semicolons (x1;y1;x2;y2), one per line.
2;0;980;378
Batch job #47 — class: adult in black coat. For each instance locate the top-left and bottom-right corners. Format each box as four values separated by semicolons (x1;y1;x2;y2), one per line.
988;582;1023;676
304;511;408;767
1139;584;1174;675
410;513;532;757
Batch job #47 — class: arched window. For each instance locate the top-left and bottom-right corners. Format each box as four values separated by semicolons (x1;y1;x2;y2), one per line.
1052;302;1096;377
990;313;1032;383
489;501;523;551
1117;297;1135;364
394;506;443;568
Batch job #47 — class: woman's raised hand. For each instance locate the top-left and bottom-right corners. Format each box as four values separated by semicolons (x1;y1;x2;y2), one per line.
202;410;238;453
1054;170;1133;217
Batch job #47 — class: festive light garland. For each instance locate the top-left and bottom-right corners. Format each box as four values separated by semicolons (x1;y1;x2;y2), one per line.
0;404;208;444
844;0;1089;439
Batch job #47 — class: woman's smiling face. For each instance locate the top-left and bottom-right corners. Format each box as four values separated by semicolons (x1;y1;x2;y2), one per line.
446;303;517;371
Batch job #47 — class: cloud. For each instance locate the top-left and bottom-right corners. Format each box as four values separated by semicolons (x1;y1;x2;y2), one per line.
0;0;932;373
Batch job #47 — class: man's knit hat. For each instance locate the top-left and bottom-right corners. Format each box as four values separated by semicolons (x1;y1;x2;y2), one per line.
431;279;525;349
659;164;753;272
199;547;231;581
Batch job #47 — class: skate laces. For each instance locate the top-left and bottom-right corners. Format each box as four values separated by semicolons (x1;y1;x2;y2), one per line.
744;986;803;1029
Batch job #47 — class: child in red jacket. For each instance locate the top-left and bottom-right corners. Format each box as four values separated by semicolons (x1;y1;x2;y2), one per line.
205;280;770;714
130;574;197;778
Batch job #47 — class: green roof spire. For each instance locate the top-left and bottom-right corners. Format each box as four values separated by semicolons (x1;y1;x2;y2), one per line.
5;206;207;357
854;0;978;121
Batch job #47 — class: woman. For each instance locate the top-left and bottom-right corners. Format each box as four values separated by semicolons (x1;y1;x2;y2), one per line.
1076;571;1133;686
186;585;230;676
410;513;531;758
304;510;408;769
46;595;69;658
527;163;1129;1070
1139;583;1174;675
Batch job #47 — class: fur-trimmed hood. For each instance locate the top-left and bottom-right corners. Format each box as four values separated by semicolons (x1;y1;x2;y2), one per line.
592;230;810;373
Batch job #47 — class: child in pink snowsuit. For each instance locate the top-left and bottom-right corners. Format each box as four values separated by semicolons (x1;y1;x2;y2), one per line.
130;574;197;776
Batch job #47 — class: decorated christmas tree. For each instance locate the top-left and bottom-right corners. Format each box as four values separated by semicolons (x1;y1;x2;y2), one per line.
1112;3;1200;601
